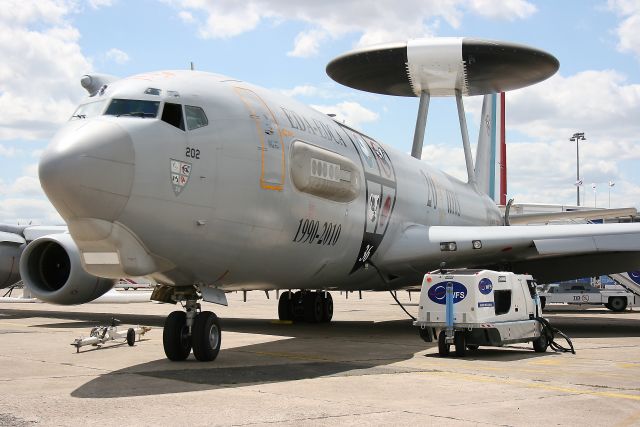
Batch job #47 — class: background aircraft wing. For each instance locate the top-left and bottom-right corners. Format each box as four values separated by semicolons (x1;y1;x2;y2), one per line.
506;207;637;225
0;231;25;245
380;223;640;283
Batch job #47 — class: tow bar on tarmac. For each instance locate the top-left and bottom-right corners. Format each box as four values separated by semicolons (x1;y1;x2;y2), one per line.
71;318;151;353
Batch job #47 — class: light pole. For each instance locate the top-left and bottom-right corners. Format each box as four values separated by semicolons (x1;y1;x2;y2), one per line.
569;132;586;206
591;183;597;207
608;181;615;208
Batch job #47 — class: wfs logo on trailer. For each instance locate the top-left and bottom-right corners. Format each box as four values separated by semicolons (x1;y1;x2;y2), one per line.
427;281;467;304
478;278;493;295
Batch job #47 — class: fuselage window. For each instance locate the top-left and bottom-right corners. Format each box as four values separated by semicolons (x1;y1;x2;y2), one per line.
185;105;208;130
162;102;185;130
70;100;106;120
104;99;160;118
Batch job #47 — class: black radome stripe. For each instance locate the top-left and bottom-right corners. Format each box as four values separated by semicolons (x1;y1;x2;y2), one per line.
461;39;559;95
326;42;414;97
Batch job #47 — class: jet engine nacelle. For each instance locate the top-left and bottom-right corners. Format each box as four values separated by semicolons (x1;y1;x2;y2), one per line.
19;233;114;304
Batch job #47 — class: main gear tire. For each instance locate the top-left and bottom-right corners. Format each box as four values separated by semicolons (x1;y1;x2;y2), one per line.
321;292;333;322
303;292;324;323
278;291;293;321
163;311;191;361
192;311;222;362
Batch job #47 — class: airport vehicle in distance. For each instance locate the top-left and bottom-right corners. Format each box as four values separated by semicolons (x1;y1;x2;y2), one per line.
13;37;640;362
538;282;634;312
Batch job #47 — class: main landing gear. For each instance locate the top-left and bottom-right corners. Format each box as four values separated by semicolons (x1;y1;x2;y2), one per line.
163;298;222;362
278;290;333;323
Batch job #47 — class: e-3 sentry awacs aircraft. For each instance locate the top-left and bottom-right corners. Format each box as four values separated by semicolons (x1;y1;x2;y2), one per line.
19;38;640;361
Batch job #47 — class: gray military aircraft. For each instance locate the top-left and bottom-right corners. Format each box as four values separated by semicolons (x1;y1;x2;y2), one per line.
15;37;640;362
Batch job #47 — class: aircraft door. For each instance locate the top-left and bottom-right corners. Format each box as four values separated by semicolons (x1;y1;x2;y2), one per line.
234;87;285;191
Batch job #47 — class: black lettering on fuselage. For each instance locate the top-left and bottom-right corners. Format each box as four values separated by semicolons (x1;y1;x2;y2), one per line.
280;107;347;147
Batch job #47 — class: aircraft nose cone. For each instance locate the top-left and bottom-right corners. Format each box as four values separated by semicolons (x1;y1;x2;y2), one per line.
39;120;135;222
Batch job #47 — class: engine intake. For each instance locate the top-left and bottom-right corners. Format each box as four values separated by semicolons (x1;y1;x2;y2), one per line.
19;233;114;304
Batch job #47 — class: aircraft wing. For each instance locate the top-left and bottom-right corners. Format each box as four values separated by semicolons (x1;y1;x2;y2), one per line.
0;231;26;245
506;207;637;225
380;223;640;283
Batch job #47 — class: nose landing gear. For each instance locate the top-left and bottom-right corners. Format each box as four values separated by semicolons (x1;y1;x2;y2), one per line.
162;295;222;362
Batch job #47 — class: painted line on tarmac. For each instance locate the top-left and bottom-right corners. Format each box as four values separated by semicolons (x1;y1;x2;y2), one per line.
422;371;640;401
618;362;640;369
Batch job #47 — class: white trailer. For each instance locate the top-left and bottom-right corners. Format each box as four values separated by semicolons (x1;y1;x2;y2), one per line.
71;318;151;352
414;269;574;357
538;282;635;312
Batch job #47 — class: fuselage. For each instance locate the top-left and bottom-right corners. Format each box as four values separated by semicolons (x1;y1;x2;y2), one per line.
39;70;502;292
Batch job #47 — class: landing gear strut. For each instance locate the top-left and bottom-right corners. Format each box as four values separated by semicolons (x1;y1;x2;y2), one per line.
162;293;222;362
278;290;333;323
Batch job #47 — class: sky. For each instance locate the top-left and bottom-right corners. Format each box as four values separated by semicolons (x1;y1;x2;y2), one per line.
1;0;640;224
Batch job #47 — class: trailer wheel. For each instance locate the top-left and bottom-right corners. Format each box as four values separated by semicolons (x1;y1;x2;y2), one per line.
419;327;432;343
608;297;627;312
437;331;450;357
533;333;548;353
126;328;136;346
454;331;466;357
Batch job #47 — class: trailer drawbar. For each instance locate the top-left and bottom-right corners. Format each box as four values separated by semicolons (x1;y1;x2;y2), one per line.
414;269;575;357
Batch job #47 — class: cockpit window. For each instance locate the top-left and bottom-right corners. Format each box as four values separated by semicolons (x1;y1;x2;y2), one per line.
185;105;208;130
104;99;160;118
70;100;106;120
161;102;185;130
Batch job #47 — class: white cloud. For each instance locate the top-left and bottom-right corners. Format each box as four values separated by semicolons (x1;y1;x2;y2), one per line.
287;29;328;58
88;0;114;8
0;0;92;140
420;139;640;208
279;85;322;97
196;2;265;39
310;101;379;128
166;0;536;56
0;164;43;197
468;0;536;20
0;162;62;224
609;0;640;59
178;10;194;23
0;144;19;157
3;176;43;198
0;1;70;25
421;143;468;182
277;84;349;99
507;70;640;142
105;47;130;64
0;198;64;225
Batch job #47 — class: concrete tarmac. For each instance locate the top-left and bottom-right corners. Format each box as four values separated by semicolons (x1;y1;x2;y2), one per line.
1;291;639;426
